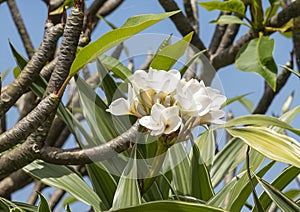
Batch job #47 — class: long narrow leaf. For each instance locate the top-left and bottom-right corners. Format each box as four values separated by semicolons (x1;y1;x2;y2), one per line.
70;11;180;76
227;127;300;168
257;176;300;211
150;32;193;70
224;114;300;136
115;200;225;212
23;160;102;212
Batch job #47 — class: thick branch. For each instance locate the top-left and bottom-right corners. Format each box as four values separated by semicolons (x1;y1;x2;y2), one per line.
39;121;139;165
0;23;63;118
45;3;84;95
7;0;35;58
268;1;300;28
0;94;59;152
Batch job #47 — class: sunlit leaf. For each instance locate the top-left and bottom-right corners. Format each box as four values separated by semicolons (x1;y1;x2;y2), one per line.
194;129;215;168
156;34;172;54
115;200;225;212
179;50;207;75
50;0;74;15
235;36;277;91
227;127;300;168
111;146;142;210
211;138;247;187
281;91;294;114
150;32;193;70
70;11;180;76
227;161;275;211
256;166;300;211
9;41;28;71
257;176;300;211
98;54;132;80
190;143;214;201
210;15;250;27
23;160;102;212
224;114;300;136
37;192;51;212
199;0;245;15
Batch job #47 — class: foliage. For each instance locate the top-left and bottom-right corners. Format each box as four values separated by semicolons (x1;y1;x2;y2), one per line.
1;1;300;212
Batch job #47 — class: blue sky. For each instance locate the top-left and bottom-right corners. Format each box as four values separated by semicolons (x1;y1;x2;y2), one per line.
0;0;299;211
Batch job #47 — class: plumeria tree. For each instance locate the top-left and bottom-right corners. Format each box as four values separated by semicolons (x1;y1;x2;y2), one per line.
0;0;300;211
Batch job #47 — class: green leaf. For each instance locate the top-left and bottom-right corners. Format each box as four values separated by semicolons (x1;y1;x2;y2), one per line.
257;176;300;211
199;0;245;15
227;127;300;168
70;11;180;76
150;32;193;70
98;16;118;29
115;200;225;212
224;114;300;136
194;129;215;168
50;0;74;15
211;138;247;187
111;146;142;210
281;91;294;114
235;36;278;91
99;54;132;80
9;41;28;71
208;175;239;207
0;198;26;212
179;50;207;75
168;143;191;195
227;161;275;211
37;192;51;212
210;15;250;27
190;143;214;201
96;58;123;104
86;163;117;210
256;166;300;211
273;105;300;134
23;160;102;212
156;34;172;54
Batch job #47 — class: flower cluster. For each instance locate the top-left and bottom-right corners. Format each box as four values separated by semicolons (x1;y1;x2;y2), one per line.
107;69;226;137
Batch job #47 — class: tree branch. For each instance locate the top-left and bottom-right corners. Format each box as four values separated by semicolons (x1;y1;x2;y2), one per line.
39;121;139;165
158;0;209;58
0;22;63;118
7;0;35;58
0;93;59;152
253;55;293;114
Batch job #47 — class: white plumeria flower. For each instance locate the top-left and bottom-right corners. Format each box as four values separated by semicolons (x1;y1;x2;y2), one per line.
106;84;145;117
174;79;211;117
139;103;182;136
131;68;181;94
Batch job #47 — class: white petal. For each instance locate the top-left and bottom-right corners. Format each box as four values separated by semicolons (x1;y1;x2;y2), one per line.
164;115;182;134
151;103;165;122
162;105;179;120
107;98;130;115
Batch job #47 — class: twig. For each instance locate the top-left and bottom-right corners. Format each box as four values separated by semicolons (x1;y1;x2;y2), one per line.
27;181;45;205
49;189;66;210
292;12;300;71
7;0;35;58
209;12;229;54
138;50;154;70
